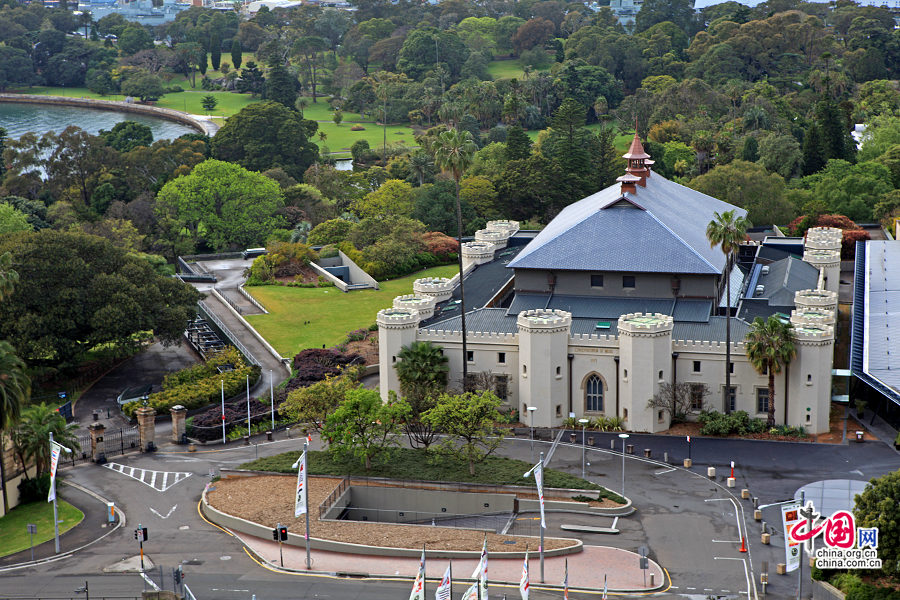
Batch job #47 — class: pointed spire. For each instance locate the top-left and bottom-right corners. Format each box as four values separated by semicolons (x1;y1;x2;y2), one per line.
622;131;650;160
619;122;651;190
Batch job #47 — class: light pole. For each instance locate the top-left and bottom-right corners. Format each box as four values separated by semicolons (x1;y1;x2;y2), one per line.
528;406;537;463
578;419;589;480
618;433;629;499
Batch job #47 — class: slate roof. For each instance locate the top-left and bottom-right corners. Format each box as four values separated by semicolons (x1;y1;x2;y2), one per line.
506;174;746;275
735;255;819;322
506;293;711;323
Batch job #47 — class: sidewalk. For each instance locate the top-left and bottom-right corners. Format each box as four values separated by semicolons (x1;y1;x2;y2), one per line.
242;533;663;592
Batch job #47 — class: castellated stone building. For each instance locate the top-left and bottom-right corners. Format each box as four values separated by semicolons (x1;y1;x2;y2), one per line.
377;135;839;434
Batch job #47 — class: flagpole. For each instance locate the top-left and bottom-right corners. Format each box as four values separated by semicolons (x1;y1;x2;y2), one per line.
539;451;545;583
422;543;426;600
450;558;453;600
304;440;311;570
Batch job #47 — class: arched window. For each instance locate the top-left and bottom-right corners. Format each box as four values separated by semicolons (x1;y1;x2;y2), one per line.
586;374;603;412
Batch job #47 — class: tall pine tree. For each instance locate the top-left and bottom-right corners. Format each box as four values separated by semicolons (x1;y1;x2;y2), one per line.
263;60;297;110
815;96;850;163
741;136;759;162
210;33;221;71
505;126;532;161
802;122;826;176
231;39;243;70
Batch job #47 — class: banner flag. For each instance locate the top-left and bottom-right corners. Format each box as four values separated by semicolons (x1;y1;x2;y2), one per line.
409;549;425;600
471;536;488;597
534;462;546;529
562;557;568;600
519;549;529;600
48;441;62;502
460;582;479;600
782;502;803;572
435;565;451;600
602;574;608;600
294;451;307;517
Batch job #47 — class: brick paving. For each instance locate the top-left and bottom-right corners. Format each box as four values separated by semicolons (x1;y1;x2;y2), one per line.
244;535;664;592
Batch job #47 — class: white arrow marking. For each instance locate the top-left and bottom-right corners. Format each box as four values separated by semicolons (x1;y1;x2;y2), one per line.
150;505;177;519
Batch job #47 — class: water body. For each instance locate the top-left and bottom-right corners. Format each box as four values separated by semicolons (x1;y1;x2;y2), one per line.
0;102;198;141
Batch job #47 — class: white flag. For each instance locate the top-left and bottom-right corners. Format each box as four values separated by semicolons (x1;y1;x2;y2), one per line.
519;549;529;600
562;557;568;600
534;461;546;529
460;582;479;600
48;441;62;503
435;565;451;600
602;574;608;600
294;451;307;517
409;549;425;600
472;537;487;597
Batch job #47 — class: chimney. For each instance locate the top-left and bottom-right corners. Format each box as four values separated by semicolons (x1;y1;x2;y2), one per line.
616;172;641;194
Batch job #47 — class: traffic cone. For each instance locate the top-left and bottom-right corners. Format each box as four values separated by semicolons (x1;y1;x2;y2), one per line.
739;536;747;553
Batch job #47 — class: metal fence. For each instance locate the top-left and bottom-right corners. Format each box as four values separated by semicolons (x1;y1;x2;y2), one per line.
318;475;349;518
335;506;515;533
58;427;140;470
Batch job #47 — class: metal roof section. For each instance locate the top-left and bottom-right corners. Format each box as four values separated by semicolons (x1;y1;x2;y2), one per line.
423;308;520;334
507;172;746;275
507;293;711;322
852;241;900;406
673;316;751;343
672;299;713;322
719;265;748;308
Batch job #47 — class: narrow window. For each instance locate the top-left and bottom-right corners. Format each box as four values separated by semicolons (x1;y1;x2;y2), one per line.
693;361;701;373
466;351;474;362
624;369;628;378
806;414;811;423
658;410;664;423
623;275;636;288
585;374;603;412
807;374;812;382
591;274;604;287
757;388;770;414
728;387;736;413
494;375;509;400
498;352;506;364
729;362;735;374
623;408;628;420
392;356;396;363
690;384;705;410
658;370;663;380
523;365;527;375
556;405;562;417
556;366;561;375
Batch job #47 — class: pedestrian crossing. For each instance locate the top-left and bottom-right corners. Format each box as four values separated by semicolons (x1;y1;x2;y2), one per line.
104;462;192;492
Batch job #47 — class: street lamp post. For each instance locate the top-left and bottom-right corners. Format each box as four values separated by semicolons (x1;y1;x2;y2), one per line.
528;406;537;463
578;419;589;480
618;433;629;498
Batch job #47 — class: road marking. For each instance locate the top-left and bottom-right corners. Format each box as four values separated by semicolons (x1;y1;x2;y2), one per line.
715;557;751;599
655;467;676;475
211;589;250;593
686;587;696;590
150;505;177;519
140;573;160;591
104;463;192;492
706;498;742;543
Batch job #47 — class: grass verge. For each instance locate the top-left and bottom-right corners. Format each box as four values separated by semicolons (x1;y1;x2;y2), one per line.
244;264;458;355
0;499;83;558
239;447;607;493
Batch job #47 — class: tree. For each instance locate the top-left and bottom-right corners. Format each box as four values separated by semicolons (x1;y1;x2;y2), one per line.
802;123;826;176
706;209;750;414
0;46;39;92
211;101;319;180
10;403;80;480
279;369;363;434
423;391;506;475
433;128;477;383
512;18;555;55
308;219;354;246
263;60;297;110
118;26;154;56
352;179;415;220
99;121;153;153
315;9;351;59
0;251;19;301
323;388;409;470
635;0;697;34
236;61;265;97
745;316;797;427
854;470;900;576
0;231;200;368
231;38;242;70
689;161;795;226
210;33;222;71
201;95;218;112
156;159;285;251
460;176;499;218
0;337;27;515
397;28;470;83
121;73;165;102
413;180;479;237
0;204;31;235
647;382;710;422
395;340;448;449
292;37;329;102
505;126;532;161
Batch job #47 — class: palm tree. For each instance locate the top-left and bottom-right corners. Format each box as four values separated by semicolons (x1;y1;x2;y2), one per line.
706;210;751;414
395;340;448;449
10;403;81;480
432;128;478;386
0;340;29;514
407;150;434;187
295;96;310;118
745;316;797;427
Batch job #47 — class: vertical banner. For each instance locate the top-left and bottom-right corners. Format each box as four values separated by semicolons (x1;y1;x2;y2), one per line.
471;537;487;598
294;451;307;517
534;462;546;529
602;574;608;600
562;558;568;600
461;582;479;600
519;549;529;600
782;502;802;572
47;441;61;502
409;549;425;600
435;565;451;600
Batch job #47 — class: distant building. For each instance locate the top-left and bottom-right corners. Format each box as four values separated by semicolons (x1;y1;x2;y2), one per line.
377;135;838;434
78;0;192;26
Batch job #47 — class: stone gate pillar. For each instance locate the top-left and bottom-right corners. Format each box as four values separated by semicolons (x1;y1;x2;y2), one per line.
136;406;157;452
171;405;187;444
88;422;106;464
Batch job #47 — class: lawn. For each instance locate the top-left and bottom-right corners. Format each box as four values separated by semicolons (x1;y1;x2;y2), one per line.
0;499;83;558
239;448;618;497
488;58;526;80
245;264;459;356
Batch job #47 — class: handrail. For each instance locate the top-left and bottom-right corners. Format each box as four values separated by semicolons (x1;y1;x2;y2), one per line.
214;288;242;315
197;300;260;366
318;475;350;518
239;285;268;314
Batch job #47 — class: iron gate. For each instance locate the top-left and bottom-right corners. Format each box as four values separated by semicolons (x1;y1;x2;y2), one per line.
59;427;140;469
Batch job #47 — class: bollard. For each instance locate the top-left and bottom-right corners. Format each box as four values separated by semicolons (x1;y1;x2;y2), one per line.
266;431;273;441
762;532;771;544
588;436;594;446
684;458;692;467
650;573;655;587
753;497;759;507
762;521;767;533
727;477;736;487
188;443;196;452
644;448;651;458
626;444;634;454
708;467;716;478
243;435;250;446
570;433;577;443
776;563;786;575
742;489;750;499
664;452;669;463
754;509;762;520
611;439;615;450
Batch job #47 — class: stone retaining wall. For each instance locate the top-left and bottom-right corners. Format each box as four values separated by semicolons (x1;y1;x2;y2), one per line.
0;94;211;136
